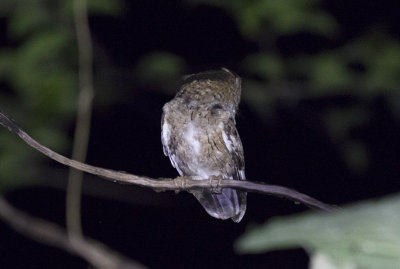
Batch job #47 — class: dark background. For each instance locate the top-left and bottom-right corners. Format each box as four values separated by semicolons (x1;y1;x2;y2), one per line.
0;0;399;268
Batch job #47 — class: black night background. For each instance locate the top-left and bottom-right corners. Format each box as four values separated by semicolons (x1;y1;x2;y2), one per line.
0;0;399;268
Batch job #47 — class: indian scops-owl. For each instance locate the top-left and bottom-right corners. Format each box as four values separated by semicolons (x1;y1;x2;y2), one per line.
161;68;246;222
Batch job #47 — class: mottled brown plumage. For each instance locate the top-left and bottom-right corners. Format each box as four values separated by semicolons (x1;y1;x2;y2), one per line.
161;68;246;222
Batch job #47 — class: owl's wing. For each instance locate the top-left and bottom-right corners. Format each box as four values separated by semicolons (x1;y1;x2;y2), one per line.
189;113;247;223
161;112;169;157
215;114;247;222
222;116;246;181
161;110;183;175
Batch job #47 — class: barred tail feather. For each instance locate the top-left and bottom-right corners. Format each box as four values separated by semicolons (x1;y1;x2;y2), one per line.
193;189;246;223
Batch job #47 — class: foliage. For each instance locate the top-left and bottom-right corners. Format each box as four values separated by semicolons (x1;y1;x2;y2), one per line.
186;0;400;174
1;0;398;185
0;0;398;267
0;0;121;189
235;194;400;269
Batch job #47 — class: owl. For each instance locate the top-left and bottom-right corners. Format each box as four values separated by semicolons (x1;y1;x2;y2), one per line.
161;68;246;222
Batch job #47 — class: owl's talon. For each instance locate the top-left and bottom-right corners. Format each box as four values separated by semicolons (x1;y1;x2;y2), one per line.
209;175;222;194
174;177;185;193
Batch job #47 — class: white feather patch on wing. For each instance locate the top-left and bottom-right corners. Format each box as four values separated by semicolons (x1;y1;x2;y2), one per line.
230;133;238;145
162;120;183;175
239;170;245;180
222;130;232;152
161;121;171;156
184;123;201;155
170;154;183;175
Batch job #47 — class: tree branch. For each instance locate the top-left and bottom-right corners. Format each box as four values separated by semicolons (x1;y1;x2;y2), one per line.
0;195;147;269
0;111;338;212
66;0;95;237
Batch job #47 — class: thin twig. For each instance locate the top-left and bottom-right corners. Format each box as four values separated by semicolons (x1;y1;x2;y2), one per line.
0;195;147;269
0;111;338;212
66;0;95;237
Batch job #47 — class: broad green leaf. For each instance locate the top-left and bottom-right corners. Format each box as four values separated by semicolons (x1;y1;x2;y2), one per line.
236;194;400;269
310;252;355;269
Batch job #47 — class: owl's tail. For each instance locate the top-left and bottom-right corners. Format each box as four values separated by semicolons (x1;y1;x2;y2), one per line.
192;188;247;222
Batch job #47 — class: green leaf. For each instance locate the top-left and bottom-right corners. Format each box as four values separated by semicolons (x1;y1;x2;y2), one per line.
236;0;338;38
12;29;72;91
236;194;400;269
309;53;352;95
310;252;355;269
341;33;400;96
367;42;400;92
8;2;50;39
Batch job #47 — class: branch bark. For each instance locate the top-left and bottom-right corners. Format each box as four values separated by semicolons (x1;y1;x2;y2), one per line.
0;195;147;269
0;111;338;212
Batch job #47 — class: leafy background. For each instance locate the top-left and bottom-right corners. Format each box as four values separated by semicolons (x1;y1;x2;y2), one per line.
0;0;399;268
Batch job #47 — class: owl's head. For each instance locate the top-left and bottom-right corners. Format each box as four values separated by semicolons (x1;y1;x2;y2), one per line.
177;68;242;109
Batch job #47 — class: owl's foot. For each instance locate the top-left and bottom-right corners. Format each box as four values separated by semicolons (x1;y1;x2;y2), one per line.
209;175;223;194
173;176;186;194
